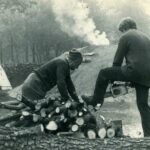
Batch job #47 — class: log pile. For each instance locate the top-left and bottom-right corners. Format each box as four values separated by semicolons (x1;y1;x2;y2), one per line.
0;95;123;140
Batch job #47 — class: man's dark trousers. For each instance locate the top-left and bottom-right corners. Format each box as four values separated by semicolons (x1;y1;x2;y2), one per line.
93;66;150;137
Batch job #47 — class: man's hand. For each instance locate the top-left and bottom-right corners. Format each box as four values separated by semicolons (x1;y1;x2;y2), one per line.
86;103;101;113
81;94;102;111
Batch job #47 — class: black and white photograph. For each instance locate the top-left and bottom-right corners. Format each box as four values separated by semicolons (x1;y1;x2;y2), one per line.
0;0;150;149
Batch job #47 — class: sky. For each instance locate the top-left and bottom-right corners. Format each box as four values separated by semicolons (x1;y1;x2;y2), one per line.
140;0;150;16
86;0;150;15
42;0;150;16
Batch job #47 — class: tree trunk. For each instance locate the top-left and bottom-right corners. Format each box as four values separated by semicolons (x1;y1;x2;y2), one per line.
0;126;150;150
15;48;20;64
25;44;29;63
10;35;14;64
0;43;3;64
35;46;41;65
32;44;36;64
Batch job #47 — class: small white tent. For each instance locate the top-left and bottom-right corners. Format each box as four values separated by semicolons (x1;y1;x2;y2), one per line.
0;65;12;90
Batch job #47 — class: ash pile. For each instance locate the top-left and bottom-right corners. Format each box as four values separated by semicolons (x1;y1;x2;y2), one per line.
0;95;123;139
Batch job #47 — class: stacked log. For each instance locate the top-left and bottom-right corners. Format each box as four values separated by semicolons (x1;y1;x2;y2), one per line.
0;95;123;139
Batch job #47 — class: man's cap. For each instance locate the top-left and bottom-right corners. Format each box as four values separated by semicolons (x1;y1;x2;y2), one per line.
68;48;83;63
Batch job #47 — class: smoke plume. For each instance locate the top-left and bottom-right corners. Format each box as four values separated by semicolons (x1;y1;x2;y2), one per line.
51;0;110;46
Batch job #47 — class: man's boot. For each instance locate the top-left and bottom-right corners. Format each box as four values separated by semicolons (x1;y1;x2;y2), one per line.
81;94;94;105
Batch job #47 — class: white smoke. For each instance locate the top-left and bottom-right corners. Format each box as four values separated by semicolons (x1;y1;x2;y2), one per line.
51;0;110;46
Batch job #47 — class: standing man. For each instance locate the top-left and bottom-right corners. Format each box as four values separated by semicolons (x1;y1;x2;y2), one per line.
83;17;150;137
21;49;83;107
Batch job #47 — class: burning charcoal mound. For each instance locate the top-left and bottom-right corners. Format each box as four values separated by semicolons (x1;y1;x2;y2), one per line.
0;96;123;139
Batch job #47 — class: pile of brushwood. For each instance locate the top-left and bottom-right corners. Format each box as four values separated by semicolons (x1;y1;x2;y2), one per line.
0;94;123;140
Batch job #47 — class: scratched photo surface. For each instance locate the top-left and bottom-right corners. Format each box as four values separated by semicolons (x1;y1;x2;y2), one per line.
0;0;150;149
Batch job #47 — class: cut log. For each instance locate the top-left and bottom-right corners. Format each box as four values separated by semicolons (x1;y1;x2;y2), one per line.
98;127;107;139
55;105;67;114
35;98;54;111
46;121;58;131
0;113;21;125
71;124;79;132
5;121;18;128
78;111;83;116
22;111;30;117
48;108;60;118
65;101;72;108
40;108;47;117
12;124;45;136
97;115;106;127
60;114;65;121
32;114;40;123
46;115;67;132
82;122;97;139
0;126;150;150
57;131;74;136
107;128;115;138
53;100;61;107
1;100;20;105
87;129;96;139
35;103;42;111
83;52;96;56
67;109;78;118
97;115;107;139
0;103;25;110
76;117;84;126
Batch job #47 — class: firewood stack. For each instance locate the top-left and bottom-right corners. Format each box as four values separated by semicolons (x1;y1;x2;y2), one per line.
0;96;123;139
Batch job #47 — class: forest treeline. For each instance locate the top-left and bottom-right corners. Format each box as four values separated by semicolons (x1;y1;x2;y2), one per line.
0;0;149;65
